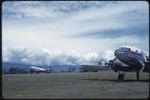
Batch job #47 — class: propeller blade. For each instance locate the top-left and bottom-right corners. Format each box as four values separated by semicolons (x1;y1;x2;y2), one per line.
141;51;147;62
140;65;145;73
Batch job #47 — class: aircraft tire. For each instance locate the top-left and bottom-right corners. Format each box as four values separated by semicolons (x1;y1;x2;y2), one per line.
136;71;140;80
118;74;124;81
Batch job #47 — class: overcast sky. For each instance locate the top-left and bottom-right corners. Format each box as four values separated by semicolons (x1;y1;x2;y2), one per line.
2;1;149;65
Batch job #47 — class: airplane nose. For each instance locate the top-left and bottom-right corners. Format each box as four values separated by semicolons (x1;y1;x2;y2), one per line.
114;48;127;58
114;49;119;55
114;49;122;58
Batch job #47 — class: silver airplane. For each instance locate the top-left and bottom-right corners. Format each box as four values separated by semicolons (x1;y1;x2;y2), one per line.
108;46;149;80
29;66;48;74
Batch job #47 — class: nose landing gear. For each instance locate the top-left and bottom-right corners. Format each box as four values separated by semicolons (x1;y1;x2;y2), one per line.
136;71;139;80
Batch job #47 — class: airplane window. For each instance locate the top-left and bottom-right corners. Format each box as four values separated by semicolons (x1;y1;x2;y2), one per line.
128;48;130;51
146;56;149;60
124;48;129;51
135;50;140;53
120;47;131;51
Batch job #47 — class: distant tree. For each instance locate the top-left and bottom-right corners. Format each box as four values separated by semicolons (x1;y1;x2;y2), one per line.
68;67;72;72
9;67;16;74
2;69;7;74
17;68;27;74
98;61;102;65
66;67;76;72
79;65;108;72
80;65;95;72
48;67;54;73
72;67;76;72
60;70;65;73
104;62;108;66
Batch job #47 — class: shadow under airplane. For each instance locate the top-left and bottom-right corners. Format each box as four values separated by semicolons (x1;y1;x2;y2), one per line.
81;79;149;83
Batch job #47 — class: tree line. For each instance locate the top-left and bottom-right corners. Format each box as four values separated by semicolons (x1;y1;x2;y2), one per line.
3;64;109;74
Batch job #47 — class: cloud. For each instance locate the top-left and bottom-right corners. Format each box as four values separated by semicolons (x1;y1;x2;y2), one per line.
68;1;148;38
2;1;149;57
2;47;114;66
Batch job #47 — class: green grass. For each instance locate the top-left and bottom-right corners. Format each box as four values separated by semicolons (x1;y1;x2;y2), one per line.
2;71;149;99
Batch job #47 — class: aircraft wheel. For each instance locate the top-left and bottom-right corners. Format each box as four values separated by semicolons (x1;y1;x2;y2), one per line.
136;71;140;80
118;74;124;81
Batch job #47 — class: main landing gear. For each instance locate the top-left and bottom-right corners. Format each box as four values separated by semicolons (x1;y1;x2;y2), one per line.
118;71;140;80
118;72;125;81
136;71;140;80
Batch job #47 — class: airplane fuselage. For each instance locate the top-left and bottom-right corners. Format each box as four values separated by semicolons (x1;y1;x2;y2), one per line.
114;48;146;70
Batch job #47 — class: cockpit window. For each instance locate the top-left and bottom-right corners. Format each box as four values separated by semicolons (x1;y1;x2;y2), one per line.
129;48;130;51
121;46;142;53
146;56;149;60
136;50;138;52
120;47;130;51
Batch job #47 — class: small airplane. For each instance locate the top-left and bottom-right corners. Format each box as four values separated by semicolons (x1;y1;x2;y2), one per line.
107;45;149;80
29;66;49;74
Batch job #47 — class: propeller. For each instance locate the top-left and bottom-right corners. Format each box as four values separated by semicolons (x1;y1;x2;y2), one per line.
139;51;148;73
140;65;145;73
141;51;147;62
106;58;117;69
